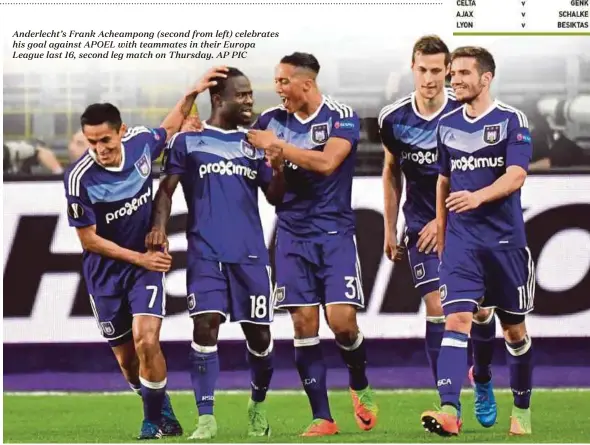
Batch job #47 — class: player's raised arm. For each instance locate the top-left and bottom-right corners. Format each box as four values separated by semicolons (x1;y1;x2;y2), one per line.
247;112;360;176
146;133;186;251
159;66;229;141
247;130;350;176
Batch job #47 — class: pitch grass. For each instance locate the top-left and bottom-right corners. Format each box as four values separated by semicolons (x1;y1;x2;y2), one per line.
4;389;590;443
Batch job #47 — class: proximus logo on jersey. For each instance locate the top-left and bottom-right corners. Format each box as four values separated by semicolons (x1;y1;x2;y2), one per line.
401;150;437;165
105;188;151;224
451;156;505;172
199;160;257;180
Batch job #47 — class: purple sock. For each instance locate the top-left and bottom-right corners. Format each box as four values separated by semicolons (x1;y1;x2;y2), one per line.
471;311;496;384
247;340;274;403
337;332;369;391
437;330;469;410
139;377;167;424
131;382;173;416
294;337;333;421
506;335;533;409
425;317;445;384
189;342;219;416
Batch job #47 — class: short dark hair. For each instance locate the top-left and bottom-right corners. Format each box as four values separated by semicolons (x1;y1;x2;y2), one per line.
280;52;320;74
412;35;450;65
209;67;246;100
80;103;122;131
451;46;496;77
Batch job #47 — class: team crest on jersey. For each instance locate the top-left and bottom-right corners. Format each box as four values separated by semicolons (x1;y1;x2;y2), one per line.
100;322;115;336
135;153;151;178
187;293;196;311
414;263;425;280
483;124;501;145
310;123;329;145
67;202;85;219
240;140;258;159
439;284;448;302
274;286;286;303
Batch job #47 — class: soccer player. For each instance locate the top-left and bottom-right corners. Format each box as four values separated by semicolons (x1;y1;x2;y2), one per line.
63;71;223;439
145;67;286;440
379;35;498;428
247;52;377;437
420;46;534;436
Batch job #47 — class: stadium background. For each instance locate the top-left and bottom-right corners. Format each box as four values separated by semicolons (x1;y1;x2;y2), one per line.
4;37;590;394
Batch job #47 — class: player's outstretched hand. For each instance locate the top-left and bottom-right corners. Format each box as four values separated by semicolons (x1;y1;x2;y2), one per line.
384;231;405;262
188;66;229;96
417;219;437;254
137;251;172;272
181;114;204;132
145;227;168;252
247;129;279;151
446;190;482;213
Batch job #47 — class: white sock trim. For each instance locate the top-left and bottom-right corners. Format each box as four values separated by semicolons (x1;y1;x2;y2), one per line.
426;316;445;324
506;335;532;357
473;309;495;325
129;382;141;395
247;338;274;357
191;341;218;353
441;337;469;348
336;331;364;351
294;337;320;347
139;376;167;390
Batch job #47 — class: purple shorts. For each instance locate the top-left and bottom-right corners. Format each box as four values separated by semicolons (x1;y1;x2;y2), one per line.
439;243;535;316
89;268;165;346
187;258;274;324
404;230;441;297
274;230;365;309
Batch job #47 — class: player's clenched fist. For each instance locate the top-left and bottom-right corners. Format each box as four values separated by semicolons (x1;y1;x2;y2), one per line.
265;145;284;172
384;231;405;262
145;227;168;253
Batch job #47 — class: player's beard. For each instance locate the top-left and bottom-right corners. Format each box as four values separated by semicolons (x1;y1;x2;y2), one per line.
457;80;484;105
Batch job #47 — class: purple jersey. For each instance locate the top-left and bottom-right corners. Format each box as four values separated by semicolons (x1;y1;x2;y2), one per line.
163;123;273;264
379;88;460;234
437;100;533;249
253;96;360;240
63;126;167;296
